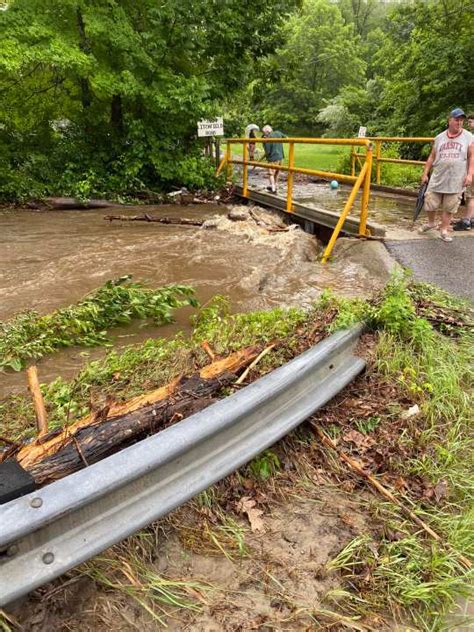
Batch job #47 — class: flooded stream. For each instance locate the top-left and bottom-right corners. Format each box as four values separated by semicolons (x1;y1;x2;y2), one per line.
0;201;394;397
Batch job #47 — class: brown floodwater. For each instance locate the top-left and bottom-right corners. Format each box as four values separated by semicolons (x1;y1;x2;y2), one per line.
0;201;393;398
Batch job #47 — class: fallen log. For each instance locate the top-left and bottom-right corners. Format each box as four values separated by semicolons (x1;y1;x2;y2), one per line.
28;372;235;485
28;197;118;210
14;347;259;475
104;214;203;226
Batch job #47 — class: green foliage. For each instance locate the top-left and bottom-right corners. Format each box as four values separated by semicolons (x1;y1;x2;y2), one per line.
373;0;474;136
191;295;307;354
0;277;197;371
0;0;299;201
253;0;366;133
248;449;281;481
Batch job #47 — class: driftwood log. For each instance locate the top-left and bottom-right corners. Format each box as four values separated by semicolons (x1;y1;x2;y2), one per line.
28;197;118;210
12;347;259;485
104;214;203;226
29;372;232;484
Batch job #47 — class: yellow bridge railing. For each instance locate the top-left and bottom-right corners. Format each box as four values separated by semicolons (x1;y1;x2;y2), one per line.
217;137;373;264
351;137;433;185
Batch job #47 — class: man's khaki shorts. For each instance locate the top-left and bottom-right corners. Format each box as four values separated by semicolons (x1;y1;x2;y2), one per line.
423;191;462;214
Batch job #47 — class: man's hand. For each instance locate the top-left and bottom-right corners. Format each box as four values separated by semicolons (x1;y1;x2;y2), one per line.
421;173;429;184
463;173;472;187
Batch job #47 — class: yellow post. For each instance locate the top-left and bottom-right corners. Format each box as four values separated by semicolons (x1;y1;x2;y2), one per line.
359;144;373;236
351;148;355;177
375;140;381;184
286;142;295;212
321;161;369;264
242;141;249;198
225;141;232;181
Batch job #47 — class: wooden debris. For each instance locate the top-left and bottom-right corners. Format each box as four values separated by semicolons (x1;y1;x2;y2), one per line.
104;214;203;226
26;365;49;437
27;373;231;484
201;341;216;361
235;344;275;385
14;347;259;479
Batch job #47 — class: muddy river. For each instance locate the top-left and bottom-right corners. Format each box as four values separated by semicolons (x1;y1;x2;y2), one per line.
0;198;400;397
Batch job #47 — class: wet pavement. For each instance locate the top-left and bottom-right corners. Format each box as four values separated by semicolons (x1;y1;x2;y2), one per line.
385;234;473;301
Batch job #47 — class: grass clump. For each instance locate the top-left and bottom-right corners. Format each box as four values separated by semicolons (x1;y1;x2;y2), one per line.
0;277;197;372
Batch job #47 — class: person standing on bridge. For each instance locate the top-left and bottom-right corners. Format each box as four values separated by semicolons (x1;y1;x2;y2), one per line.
261;124;286;194
420;108;473;242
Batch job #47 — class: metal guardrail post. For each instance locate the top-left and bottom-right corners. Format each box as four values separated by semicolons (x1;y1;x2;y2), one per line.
375;140;381;185
321;161;369;264
360;143;373;236
242;141;249;198
225;141;232;180
286;141;295;212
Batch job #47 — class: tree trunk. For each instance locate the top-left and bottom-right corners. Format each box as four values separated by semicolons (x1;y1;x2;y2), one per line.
76;8;91;110
27;372;235;485
111;94;124;135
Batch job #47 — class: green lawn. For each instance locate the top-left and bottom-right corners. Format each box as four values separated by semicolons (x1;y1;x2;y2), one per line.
229;141;347;173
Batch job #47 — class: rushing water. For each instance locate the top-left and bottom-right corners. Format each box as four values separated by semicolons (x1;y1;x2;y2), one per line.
0;200;400;397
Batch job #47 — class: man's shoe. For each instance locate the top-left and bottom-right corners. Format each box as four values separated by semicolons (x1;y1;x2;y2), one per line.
453;219;471;231
440;231;453;242
266;186;277;194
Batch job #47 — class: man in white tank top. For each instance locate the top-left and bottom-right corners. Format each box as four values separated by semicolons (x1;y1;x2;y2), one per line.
420;108;473;242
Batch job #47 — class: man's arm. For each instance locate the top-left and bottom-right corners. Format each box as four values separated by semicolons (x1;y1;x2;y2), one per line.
421;146;436;184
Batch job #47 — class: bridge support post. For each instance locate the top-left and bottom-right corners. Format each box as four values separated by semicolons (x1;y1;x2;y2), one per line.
286;142;295;212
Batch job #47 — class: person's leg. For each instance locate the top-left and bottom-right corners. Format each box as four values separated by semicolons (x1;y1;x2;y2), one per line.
274;161;281;187
267;165;277;192
453;190;472;230
419;192;440;232
440;193;461;241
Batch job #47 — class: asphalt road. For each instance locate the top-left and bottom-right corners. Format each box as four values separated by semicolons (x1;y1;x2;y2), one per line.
385;235;473;301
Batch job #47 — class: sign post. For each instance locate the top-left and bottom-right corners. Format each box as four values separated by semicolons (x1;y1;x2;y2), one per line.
198;118;224;169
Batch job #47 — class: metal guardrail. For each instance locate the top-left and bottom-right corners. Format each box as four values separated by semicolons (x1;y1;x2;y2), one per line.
351;137;433;185
0;325;365;606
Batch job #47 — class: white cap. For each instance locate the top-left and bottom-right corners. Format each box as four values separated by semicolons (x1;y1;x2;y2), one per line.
262;125;272;134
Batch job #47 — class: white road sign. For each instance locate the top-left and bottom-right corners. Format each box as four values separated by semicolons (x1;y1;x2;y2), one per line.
198;117;224;137
358;126;367;138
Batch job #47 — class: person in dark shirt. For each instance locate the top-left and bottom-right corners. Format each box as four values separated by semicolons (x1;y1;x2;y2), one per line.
262;124;286;194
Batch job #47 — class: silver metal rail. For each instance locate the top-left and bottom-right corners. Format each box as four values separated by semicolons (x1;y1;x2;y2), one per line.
0;325;365;605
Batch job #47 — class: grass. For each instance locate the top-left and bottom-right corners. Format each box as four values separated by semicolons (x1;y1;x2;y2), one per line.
229;140;346;173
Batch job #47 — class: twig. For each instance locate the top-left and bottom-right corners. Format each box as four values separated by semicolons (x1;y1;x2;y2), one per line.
26;365;49;437
310;421;472;570
201;340;216;361
235;344;275;385
72;435;89;468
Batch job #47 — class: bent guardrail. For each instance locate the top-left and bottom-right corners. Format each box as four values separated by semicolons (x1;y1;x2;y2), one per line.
0;325;365;606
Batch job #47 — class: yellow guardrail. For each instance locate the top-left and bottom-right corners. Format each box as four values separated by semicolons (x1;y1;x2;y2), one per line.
217;137;373;263
351;137;433;185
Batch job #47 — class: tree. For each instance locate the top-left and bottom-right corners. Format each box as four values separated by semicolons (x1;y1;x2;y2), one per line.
253;0;366;133
374;0;474;137
0;0;299;199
